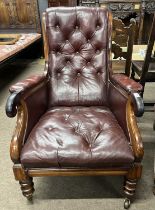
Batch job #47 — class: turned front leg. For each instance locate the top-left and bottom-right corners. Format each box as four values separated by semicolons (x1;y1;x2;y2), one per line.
13;164;35;200
123;163;142;209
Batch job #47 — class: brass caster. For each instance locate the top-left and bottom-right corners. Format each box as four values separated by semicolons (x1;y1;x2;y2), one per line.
124;198;131;209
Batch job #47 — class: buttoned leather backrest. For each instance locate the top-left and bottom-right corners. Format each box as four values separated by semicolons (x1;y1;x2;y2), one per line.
45;7;111;106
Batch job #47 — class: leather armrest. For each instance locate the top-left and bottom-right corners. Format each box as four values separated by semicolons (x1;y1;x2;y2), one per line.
6;74;48;118
108;81;144;161
111;73;143;93
6;74;49;163
9;74;46;93
110;74;144;117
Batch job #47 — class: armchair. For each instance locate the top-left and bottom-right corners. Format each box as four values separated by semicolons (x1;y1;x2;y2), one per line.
6;7;144;209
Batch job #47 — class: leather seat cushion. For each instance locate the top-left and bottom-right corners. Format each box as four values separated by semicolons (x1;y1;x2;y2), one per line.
21;106;134;168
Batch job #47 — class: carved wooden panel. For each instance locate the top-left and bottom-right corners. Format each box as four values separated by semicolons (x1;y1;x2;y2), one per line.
100;1;141;19
0;0;40;33
144;0;155;14
48;0;77;7
79;0;99;6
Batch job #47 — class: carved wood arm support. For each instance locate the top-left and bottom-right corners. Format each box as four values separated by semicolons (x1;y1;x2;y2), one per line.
108;77;144;162
6;73;49;163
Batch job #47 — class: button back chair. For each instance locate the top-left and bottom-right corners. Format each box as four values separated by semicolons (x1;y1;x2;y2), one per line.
6;7;144;209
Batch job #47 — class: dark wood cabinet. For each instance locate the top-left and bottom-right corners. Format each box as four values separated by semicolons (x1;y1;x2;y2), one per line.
0;0;41;33
48;0;77;7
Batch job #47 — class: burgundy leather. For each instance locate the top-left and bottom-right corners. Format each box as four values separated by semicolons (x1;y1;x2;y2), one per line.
21;106;134;168
46;7;110;106
6;7;143;169
6;74;49;140
24;85;48;141
111;74;143;92
108;81;130;140
9;75;46;93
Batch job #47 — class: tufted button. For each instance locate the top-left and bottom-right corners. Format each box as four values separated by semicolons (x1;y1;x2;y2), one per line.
48;127;53;131
96;25;100;30
66;40;69;43
76;51;79;54
67;61;70;64
87;62;90;65
77;72;81;77
57;72;61;77
97;72;101;75
75;26;79;29
96;50;100;54
87;39;90;43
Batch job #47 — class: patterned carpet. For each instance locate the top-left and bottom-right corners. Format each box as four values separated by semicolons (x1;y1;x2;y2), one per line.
0;58;155;210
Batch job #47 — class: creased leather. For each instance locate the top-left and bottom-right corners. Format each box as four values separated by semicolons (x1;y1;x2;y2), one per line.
6;74;48;118
9;74;46;93
108;81;130;140
21;106;134;168
111;74;143;93
46;7;109;106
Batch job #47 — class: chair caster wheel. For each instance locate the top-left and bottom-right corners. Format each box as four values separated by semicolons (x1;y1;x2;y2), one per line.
124;198;131;209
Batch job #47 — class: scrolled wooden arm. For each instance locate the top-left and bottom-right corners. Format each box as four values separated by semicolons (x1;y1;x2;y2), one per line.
130;92;144;117
126;96;144;162
10;100;28;163
6;74;49;163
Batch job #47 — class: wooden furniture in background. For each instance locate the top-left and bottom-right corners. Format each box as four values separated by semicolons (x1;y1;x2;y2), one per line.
0;0;41;68
48;0;77;7
79;0;99;6
79;0;155;44
0;34;21;45
0;0;41;33
131;14;155;96
112;18;136;76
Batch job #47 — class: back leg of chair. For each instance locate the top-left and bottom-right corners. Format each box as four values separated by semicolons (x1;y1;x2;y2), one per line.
13;164;35;200
131;65;136;80
123;163;142;209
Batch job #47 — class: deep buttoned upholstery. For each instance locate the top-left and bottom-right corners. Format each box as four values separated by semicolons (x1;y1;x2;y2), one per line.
21;106;134;168
19;7;134;169
46;7;110;107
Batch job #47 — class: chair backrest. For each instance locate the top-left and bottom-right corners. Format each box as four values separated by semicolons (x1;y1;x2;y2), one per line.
43;7;112;107
140;14;155;85
112;18;136;76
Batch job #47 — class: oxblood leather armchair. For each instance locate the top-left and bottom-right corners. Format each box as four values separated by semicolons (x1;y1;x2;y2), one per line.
6;7;144;209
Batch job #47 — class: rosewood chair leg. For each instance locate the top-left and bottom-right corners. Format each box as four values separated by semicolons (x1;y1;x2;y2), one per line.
13;164;35;200
19;178;34;200
124;178;137;209
123;163;142;209
131;67;135;79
